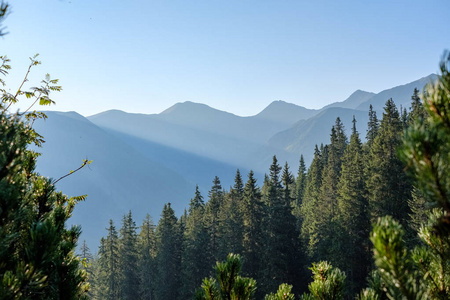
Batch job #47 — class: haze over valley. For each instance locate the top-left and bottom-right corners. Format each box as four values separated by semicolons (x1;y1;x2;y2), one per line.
32;73;436;246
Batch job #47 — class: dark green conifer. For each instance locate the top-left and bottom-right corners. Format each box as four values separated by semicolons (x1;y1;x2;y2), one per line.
105;220;121;299
408;87;426;125
155;203;182;300
366;104;379;147
181;187;209;299
218;170;245;259
336;116;371;294
204;176;225;268
296;155;307;208
118;211;139;300
261;157;301;295
365;99;412;227
138;214;156;300
241;170;264;284
305;118;347;263
300;145;324;259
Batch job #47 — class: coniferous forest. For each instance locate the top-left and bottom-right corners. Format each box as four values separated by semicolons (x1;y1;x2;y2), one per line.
1;2;450;299
82;55;450;299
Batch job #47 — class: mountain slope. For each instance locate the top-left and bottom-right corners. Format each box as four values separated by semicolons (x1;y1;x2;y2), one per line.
355;74;437;111
32;111;194;247
323;90;375;110
268;108;370;165
253;100;318;125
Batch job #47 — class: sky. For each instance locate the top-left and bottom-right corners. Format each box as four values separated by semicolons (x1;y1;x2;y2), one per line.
1;0;449;117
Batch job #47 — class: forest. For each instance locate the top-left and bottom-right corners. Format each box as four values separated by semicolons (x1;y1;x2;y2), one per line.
0;2;449;299
82;56;450;299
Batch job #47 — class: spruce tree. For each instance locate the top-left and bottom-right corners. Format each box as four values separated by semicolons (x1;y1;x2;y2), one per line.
336;116;371;294
181;186;209;299
105;220;121;299
360;53;450;299
240;170;264;284
408;87;426;125
91;238;108;299
366;104;379;147
118;211;140;300
218;170;244;259
365;99;412;227
204;176;225;269
138;214;157;300
155;203;182;300
295;155;307;208
305;118;347;263
78;240;94;298
261;157;301;295
300;145;324;260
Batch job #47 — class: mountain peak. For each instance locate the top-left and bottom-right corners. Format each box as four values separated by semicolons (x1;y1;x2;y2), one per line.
323;90;375;110
160;101;227;116
255;100;318;125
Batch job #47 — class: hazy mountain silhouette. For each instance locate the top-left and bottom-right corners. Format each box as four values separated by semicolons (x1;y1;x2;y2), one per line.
32;74;436;247
32;111;194;247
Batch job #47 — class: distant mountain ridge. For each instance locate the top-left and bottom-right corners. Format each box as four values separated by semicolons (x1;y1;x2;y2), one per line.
253;100;318;125
32;73;436;248
322;90;375;110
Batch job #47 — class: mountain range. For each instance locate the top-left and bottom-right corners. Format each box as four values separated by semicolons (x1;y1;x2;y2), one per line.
32;74;436;248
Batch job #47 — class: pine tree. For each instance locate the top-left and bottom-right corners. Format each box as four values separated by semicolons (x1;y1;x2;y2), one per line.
359;53;450;299
105;220;121;299
78;240;94;298
240;170;264;284
305;118;347;263
299;262;346;300
91;238;108;299
365;99;412;227
0;56;88;299
195;254;257;300
155;203;182;300
296;155;307;208
204;176;225;269
336;116;371;294
218;170;244;259
261;157;301;295
408;87;426;125
366;104;379;147
138;214;157;300
79;240;94;277
300;145;324;260
118;211;140;300
281;162;296;207
181;186;209;299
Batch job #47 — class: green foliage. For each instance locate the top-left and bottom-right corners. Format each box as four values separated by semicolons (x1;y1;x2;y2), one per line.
118;211;140;299
366;98;412;227
204;176;225;269
335;116;371;294
0;56;88;298
357;270;387;300
155;203;182;300
399;52;450;232
300;261;346;300
261;157;302;295
240;170;264;283
138;214;156;300
182;187;209;299
264;283;295;300
371;216;421;299
195;253;256;300
367;53;450;299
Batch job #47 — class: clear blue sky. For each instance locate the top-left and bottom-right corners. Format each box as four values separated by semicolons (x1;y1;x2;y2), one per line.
2;0;449;116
